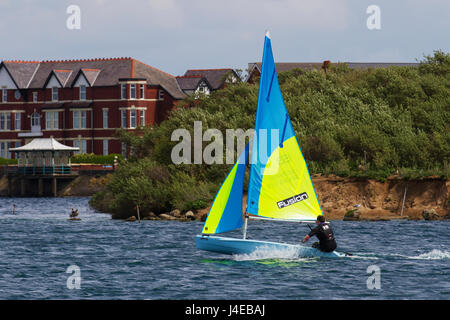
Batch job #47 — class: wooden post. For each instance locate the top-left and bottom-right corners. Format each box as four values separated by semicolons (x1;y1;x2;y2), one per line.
52;178;57;197
400;183;408;216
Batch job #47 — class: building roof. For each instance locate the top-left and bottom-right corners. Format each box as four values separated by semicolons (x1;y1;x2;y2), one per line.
175;75;211;91
247;61;420;80
10;138;79;152
0;58;186;99
182;68;236;90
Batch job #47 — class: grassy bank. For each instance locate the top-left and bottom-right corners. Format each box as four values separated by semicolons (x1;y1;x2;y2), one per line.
89;51;450;219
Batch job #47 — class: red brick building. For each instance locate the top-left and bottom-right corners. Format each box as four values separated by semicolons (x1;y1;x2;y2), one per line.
0;57;186;158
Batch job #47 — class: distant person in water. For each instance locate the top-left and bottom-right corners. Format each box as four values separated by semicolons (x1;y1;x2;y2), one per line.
12;203;16;215
70;208;79;218
302;215;337;252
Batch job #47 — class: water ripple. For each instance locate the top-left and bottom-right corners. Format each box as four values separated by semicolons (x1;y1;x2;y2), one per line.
0;197;449;299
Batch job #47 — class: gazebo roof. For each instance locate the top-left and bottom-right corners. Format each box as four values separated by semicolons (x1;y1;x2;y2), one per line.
10;138;79;152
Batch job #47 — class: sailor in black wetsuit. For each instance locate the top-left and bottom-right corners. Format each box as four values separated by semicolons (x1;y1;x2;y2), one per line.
301;215;337;252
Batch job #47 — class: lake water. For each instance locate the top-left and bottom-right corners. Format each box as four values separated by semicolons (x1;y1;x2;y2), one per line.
0;197;448;300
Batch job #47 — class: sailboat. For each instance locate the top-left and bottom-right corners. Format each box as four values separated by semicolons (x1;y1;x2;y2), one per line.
196;31;347;258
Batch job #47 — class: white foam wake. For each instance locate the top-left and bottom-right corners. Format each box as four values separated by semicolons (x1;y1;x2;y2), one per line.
232;245;306;261
409;249;450;260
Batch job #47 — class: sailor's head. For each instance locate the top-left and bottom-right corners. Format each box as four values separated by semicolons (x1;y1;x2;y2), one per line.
316;216;325;224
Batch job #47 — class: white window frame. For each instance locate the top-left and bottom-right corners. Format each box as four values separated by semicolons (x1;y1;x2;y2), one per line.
74;139;87;154
45;111;59;130
121;110;127;128
140;84;145;99
51;87;58;101
121;84;127;100
2;89;7;102
73;110;87;129
130;84;136;99
103;109;108;129
14;112;21;130
139;110;145;127
159;90;164;100
130;109;137;128
0;141;7;158
103;139;109;156
79;85;86;100
0;112;11;131
33;92;38;103
31;112;40;127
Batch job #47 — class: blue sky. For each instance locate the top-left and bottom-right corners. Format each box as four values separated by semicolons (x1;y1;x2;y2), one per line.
1;0;449;76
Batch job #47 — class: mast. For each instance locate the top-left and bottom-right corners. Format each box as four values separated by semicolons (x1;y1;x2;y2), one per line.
242;214;248;239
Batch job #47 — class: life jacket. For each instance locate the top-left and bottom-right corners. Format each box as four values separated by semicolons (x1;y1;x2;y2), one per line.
319;223;335;242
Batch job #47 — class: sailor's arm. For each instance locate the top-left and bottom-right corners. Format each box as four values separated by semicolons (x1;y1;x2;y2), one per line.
301;235;310;243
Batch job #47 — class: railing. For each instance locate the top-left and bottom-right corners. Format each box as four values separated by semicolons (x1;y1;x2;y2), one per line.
1;164;115;176
5;165;75;175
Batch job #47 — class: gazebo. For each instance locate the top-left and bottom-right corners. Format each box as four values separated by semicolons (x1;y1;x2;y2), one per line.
10;138;79;175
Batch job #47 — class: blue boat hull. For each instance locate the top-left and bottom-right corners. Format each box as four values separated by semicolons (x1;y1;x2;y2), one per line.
196;235;345;258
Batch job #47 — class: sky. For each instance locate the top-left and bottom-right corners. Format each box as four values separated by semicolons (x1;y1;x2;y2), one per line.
0;0;449;76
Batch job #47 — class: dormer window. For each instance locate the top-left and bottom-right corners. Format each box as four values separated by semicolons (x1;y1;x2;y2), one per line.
52;87;58;101
79;85;86;100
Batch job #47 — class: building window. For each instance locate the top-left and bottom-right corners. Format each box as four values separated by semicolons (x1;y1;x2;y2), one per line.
159;90;164;100
73;110;87;129
121;84;127;99
79;85;86;100
45;111;59;130
103;139;108;156
74;139;87;154
2;89;7;102
14;112;21;130
139;110;145;127
31;112;40;128
0;112;11;130
0;141;14;159
121;110;127;128
103;109;108;129
130;84;136;99
0;142;7;158
33;92;38;103
52;87;58;101
130;109;137;128
140;84;145;99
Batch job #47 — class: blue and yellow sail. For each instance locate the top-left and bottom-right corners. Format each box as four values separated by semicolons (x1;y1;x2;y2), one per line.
201;31;322;236
246;31;323;221
202;144;249;234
